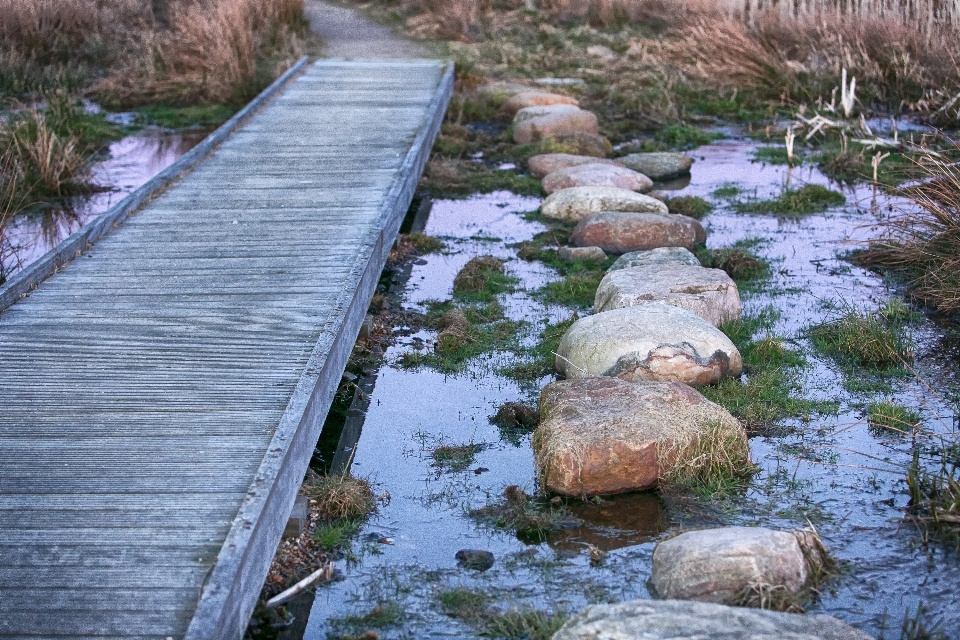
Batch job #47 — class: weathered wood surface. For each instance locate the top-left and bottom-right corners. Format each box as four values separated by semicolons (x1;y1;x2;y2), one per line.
0;59;452;639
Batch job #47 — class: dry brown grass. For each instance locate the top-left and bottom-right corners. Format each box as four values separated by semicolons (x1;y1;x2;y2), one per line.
859;143;960;313
304;473;387;521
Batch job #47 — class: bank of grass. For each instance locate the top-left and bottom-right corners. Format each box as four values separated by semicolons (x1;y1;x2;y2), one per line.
735;184;846;217
702;307;838;435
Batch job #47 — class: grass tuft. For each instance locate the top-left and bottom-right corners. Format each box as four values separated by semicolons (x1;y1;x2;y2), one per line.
663;195;713;219
481;607;568;640
536;271;604;308
304;474;381;521
453;256;517;301
867;400;921;435
735;184;845;217
808;301;914;369
437;587;491;619
432;442;482;471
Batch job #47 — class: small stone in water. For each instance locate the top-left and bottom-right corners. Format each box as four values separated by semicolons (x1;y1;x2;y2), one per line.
473;467;489;475
455;549;495;571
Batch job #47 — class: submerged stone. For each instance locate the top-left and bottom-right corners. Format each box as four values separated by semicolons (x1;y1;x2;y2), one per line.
534;378;746;496
651;527;825;604
502;91;578;116
455;549;495;571
555;303;742;386
553;599;872;640
608;246;701;271
595;263;741;326
513;105;599;144
528;153;619;178
614;152;694;180
571;210;705;254
543;163;653;194
540;186;667;222
558;246;607;263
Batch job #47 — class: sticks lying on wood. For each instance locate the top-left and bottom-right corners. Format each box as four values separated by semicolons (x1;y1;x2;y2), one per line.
265;562;334;608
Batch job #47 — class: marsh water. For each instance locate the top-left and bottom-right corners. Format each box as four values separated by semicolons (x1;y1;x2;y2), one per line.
1;127;205;279
300;137;960;639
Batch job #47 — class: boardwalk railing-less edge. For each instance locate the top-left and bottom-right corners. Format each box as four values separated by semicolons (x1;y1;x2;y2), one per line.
0;59;453;639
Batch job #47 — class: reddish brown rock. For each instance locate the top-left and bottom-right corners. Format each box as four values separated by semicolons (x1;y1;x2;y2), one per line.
543;163;653;194
533;378;746;496
502;91;579;116
571;211;706;254
528;153;619;179
513;105;599;144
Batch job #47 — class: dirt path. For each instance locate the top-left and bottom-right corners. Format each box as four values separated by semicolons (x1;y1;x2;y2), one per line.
305;1;429;59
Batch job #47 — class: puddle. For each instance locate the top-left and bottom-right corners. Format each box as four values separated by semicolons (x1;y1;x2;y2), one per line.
292;137;960;638
1;128;206;278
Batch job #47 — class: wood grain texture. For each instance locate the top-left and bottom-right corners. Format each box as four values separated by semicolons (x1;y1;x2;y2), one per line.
0;59;453;639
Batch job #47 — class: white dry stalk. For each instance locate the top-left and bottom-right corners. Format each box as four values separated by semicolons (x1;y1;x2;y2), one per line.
840;68;856;118
872;151;891;183
785;127;796;164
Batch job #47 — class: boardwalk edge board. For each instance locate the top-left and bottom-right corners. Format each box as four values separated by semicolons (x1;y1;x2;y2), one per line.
0;56;310;313
183;61;455;640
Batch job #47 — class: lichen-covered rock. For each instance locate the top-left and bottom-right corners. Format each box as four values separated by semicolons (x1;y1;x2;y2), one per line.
501;91;578;116
651;527;824;604
513;105;599;144
553;599;873;640
543;163;653;194
528;153;619;178
615;152;694;180
541;131;612;157
571;210;705;253
608;247;702;271
558;246;607;263
595;264;741;325
540;186;667;222
555;303;742;385
534;378;746;495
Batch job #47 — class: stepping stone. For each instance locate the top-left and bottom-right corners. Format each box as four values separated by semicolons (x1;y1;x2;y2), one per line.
571;210;705;254
528;153;619;178
614;152;694;180
553;599;873;640
559;246;606;263
543;131;612;157
608;247;701;271
534;378;746;495
513;104;599;144
651;527;827;604
502;91;578;116
594;263;741;326
555;303;742;385
543;163;652;194
540;186;667;222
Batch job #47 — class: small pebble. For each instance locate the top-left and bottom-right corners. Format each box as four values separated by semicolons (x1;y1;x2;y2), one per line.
456;549;495;571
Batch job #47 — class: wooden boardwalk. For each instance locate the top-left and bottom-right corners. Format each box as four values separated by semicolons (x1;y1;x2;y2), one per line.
0;59;452;639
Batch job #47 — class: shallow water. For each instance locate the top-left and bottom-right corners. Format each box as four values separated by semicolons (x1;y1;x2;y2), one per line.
300;138;960;639
2;128;205;278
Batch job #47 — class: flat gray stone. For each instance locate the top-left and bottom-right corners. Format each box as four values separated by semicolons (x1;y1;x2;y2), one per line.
540;186;667;222
615;152;694;180
556;303;742;386
609;247;701;271
553;599;873;640
595;263;741;326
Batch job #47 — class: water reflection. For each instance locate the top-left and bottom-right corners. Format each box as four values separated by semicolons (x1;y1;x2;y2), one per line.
549;492;668;552
1;128;205;280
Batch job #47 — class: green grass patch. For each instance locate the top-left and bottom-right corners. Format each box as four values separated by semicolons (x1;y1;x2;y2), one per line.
752;144;805;165
663;195;713;219
867;400;921;435
501;318;575;382
135;104;237;129
712;184;742;198
482;608;569;640
437;587;492;619
329;600;404;636
808;301;914;369
701;308;838;435
653;124;722;151
536;270;604;308
313;518;362;552
453;256;519;302
432;442;482;471
405;231;446;254
694;239;769;285
734;184;846;217
44;93;127;147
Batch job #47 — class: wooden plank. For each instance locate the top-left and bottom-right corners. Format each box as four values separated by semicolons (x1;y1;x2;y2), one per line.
0;59;453;640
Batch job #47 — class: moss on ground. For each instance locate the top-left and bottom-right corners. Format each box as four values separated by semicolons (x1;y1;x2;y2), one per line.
664;195;713;219
135;104;238;129
734;184;846;217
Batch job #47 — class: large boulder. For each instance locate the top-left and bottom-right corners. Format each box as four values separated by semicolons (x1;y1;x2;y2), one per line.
541;131;612;157
513;105;599;144
651;527;826;604
555;303;742;385
528;153;619;178
540;186;667;222
594;264;741;326
571;210;705;254
609;246;701;271
553;599;873;640
543;163;653;194
533;378;747;496
615;152;694;180
501;91;578;116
